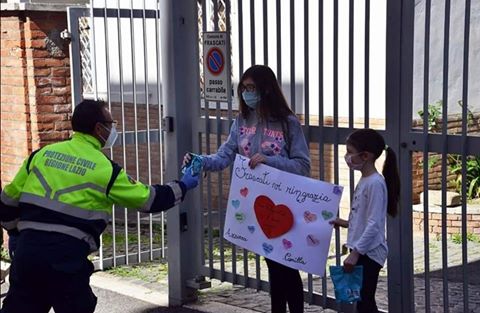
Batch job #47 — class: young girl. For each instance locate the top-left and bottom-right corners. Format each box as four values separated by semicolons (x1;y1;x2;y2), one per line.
184;65;310;313
330;129;400;313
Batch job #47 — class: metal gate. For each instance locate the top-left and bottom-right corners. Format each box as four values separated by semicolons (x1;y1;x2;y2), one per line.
68;0;480;312
67;1;168;270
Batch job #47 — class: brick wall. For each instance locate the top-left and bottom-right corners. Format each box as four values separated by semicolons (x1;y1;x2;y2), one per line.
1;10;72;187
1;10;72;247
412;211;480;237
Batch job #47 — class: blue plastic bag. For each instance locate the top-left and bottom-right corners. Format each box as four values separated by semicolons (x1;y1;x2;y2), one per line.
329;265;363;303
181;153;203;177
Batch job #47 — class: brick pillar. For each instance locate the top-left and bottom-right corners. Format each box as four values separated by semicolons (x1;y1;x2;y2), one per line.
1;10;72;186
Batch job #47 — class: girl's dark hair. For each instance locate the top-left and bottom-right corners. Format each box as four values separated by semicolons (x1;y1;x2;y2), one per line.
346;128;400;217
71;99;108;134
237;65;293;121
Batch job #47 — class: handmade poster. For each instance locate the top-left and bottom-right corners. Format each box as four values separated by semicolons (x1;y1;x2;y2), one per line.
224;154;344;276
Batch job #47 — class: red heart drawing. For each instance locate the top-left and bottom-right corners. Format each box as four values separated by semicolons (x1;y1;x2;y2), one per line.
254;195;294;239
240;187;249;197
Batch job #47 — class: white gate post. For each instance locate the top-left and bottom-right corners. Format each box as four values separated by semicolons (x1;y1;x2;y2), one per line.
160;0;203;305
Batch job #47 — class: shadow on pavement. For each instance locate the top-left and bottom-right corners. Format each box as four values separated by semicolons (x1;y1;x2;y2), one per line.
139;308;206;313
414;259;480;284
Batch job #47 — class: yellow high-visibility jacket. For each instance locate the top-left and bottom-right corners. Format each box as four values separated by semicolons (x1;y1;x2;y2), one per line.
0;132;185;252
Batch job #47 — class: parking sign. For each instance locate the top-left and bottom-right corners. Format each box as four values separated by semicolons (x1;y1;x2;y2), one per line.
203;32;230;102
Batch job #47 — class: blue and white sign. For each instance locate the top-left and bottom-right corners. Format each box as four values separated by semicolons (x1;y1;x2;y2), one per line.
203;32;230;102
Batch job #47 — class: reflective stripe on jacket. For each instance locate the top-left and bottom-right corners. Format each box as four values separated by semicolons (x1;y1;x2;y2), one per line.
0;132;185;252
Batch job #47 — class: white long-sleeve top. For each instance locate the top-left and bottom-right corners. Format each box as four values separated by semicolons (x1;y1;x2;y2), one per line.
346;172;388;267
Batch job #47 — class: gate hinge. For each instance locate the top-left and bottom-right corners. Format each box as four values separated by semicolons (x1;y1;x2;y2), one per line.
162;116;174;132
60;29;72;42
186;275;211;290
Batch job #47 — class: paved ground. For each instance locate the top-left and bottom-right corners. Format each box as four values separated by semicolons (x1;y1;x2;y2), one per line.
1;233;479;312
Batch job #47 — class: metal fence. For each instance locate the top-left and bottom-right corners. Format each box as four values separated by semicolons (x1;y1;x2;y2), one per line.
68;0;480;312
68;0;167;269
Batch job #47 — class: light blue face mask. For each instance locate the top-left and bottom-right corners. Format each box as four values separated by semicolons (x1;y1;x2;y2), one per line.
242;91;261;109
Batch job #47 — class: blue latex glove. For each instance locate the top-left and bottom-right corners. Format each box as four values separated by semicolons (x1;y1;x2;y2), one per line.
180;169;199;190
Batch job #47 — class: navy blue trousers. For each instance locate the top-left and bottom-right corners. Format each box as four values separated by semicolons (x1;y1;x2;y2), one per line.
1;230;97;313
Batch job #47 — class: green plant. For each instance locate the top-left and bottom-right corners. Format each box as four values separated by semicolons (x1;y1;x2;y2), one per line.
419;155;440;169
418;100;442;131
451;233;463;244
451;232;480;244
449;155;480;200
1;247;10;262
107;261;168;283
457;100;475;127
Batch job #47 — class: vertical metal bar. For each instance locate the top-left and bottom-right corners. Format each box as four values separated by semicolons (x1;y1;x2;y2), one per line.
115;0;129;265
154;0;164;259
276;0;281;84
154;0;166;259
440;1;451;310
250;0;255;65
89;0;99;100
290;0;295;112
333;0;340;267
225;1;238;284
213;0;219;30
89;0;102;269
460;1;471;311
127;0;141;264
364;0;370;128
212;0;226;281
142;0;153;261
333;1;342;310
213;0;218;31
225;0;236;284
304;0;309;128
318;0;327;307
422;0;432;311
238;0;249;287
348;0;354;128
303;0;312;302
198;0;205;268
67;8;83;107
348;0;355;248
103;0;116;268
202;0;214;278
263;0;268;65
253;0;262;291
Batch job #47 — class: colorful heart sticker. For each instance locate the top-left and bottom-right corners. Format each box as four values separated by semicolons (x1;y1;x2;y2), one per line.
262;242;274;254
303;210;317;223
333;185;343;196
235;212;246;223
306;234;320;246
231;199;240;209
321;210;333;221
282;238;292;250
240;187;249;197
254;195;294;239
248;225;255;233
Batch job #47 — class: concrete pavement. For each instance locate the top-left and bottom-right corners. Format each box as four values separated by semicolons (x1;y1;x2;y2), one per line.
1;233;479;312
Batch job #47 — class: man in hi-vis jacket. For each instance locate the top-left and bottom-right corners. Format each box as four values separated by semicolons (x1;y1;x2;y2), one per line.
0;99;199;313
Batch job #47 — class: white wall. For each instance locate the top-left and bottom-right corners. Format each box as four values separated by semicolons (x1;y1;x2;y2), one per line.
87;0;480;122
413;0;480;117
90;0;161;104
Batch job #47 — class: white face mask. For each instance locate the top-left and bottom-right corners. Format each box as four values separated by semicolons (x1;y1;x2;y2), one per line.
344;153;365;171
100;124;118;149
